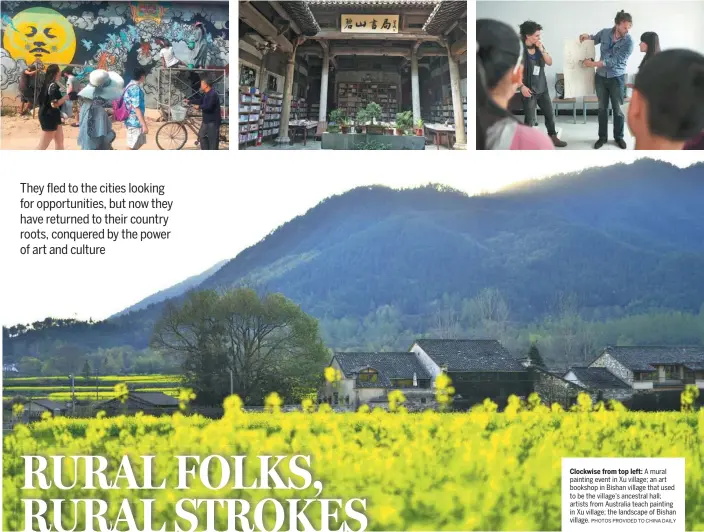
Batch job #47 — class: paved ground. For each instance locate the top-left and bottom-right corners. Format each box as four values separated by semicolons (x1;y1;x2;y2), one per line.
1;108;229;150
531;114;636;151
241;138;451;151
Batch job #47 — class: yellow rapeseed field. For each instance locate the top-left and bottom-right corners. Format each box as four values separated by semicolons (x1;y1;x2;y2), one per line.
4;390;703;531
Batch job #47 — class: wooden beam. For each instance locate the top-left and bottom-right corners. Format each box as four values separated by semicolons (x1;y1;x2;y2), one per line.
443;21;458;36
450;38;467;57
239;1;293;53
418;50;448;58
269;1;301;35
330;45;411;58
310;31;442;43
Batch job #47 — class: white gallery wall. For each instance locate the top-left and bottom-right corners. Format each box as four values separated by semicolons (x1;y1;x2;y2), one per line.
476;1;704;103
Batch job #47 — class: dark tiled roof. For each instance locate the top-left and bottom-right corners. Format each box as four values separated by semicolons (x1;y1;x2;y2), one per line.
30;399;67;411
279;1;321;36
423;0;467;35
131;392;180;406
600;346;704;372
309;0;438;5
334;352;431;388
415;339;525;372
532;366;588;390
567;367;630;390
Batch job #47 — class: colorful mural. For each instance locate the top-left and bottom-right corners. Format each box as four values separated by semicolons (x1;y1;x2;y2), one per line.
0;1;229;106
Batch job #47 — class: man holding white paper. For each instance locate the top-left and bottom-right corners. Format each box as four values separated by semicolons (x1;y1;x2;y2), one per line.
579;10;634;149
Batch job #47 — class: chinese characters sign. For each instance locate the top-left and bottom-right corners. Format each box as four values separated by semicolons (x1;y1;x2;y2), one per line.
341;14;399;33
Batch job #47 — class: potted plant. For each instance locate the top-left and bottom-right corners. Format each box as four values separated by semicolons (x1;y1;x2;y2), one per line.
364;102;384;135
415;118;424;136
395;110;414;135
340;116;351;134
354;109;367;134
327;109;343;133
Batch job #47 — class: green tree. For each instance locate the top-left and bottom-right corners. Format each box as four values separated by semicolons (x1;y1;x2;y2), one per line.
18;356;42;375
151;288;329;405
528;343;545;367
82;359;92;379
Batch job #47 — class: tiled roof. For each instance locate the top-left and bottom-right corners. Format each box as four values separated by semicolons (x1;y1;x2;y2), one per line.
308;0;438;5
334;352;431;387
532;366;588;390
130;391;180;406
423;0;467;35
599;346;704;372
279;1;321;36
415;339;525;372
30;399;67;411
567;367;631;390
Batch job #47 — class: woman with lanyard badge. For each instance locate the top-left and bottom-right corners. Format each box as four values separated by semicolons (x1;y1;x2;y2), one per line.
477;19;555;150
517;21;567;147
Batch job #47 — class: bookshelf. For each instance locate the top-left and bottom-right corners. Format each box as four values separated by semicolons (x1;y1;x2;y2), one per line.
260;92;282;139
239;86;261;148
336;82;398;122
308;102;320;121
428;96;468;133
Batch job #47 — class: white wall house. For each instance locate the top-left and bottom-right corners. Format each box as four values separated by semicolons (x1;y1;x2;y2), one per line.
588;346;704;390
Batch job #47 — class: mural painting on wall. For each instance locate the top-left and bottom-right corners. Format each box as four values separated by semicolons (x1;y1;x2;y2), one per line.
1;1;229;106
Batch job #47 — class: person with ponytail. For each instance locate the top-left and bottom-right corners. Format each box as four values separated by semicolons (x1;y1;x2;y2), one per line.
477;19;554;150
37;63;70;150
638;32;661;70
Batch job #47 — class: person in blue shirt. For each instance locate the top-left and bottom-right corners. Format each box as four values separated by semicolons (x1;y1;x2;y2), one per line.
124;67;149;150
579;10;634;149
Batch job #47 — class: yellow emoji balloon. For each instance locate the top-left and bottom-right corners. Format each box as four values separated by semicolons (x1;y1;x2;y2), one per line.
3;7;76;66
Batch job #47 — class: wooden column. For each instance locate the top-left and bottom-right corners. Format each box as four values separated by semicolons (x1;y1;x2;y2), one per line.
447;46;466;150
318;42;330;128
276;51;296;144
411;42;421;125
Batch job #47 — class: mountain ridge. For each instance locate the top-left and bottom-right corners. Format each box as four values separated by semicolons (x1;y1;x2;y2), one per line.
5;159;704;355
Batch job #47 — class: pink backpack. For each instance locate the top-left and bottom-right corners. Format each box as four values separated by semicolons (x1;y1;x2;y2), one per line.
112;86;131;122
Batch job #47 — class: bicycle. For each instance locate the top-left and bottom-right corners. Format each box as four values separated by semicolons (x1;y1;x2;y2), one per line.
156;103;229;150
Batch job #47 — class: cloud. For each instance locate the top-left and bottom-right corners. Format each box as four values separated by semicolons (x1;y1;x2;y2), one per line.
97;4;129;27
1;47;27;90
52;2;83;10
68;11;99;31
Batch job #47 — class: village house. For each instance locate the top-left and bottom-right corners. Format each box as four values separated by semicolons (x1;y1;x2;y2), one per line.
563;366;632;402
530;366;588;408
411;339;531;406
323;339;531;410
98;391;180;416
3;360;19;374
323;351;435;410
587;346;704;391
23;399;70;419
322;341;704;411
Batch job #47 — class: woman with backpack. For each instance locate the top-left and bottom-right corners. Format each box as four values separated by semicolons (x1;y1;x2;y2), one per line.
76;69;123;150
37;64;73;150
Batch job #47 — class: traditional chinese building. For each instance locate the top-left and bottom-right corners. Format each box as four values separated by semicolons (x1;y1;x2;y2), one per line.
238;0;467;148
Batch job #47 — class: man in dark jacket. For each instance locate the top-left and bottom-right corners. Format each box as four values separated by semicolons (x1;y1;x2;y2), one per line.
518;21;567;147
195;75;221;150
19;63;40;116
